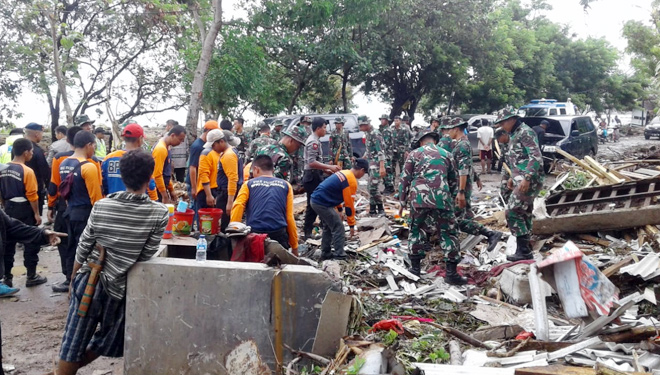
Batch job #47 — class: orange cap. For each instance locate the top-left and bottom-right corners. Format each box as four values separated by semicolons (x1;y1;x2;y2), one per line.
204;120;219;130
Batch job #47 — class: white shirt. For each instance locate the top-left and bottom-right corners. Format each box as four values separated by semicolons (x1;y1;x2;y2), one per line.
476;126;494;151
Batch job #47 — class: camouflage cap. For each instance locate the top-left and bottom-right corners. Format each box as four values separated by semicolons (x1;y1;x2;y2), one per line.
402;115;410;121
413;129;440;148
379;114;389;120
393;115;401;120
439;117;465;130
273;119;284;127
358;115;371;126
75;114;95;126
283;124;308;144
494;109;520;125
300;116;313;124
334;117;345;124
440;116;452;126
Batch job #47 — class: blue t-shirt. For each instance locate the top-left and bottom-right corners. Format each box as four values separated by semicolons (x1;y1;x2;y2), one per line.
186;138;205;185
101;150;156;195
244;176;289;232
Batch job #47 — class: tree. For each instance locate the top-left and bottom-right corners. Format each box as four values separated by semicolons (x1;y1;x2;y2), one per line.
1;0;187;139
184;0;223;139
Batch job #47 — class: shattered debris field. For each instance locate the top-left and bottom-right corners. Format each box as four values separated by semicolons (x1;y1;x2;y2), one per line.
3;135;660;374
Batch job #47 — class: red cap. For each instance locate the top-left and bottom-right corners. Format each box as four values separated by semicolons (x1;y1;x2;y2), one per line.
122;123;144;138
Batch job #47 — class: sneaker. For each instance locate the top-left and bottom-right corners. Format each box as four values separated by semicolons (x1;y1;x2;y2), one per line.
26;274;47;287
2;277;13;288
52;280;70;293
0;283;19;298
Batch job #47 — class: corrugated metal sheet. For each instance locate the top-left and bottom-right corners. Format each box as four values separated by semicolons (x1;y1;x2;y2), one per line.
620;253;660;280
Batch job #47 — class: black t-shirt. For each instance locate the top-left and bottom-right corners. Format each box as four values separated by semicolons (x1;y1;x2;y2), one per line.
532;126;546;146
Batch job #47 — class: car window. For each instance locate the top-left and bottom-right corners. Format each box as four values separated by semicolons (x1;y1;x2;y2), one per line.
576;118;593;134
560;108;567;115
571;121;578;134
549;108;557;116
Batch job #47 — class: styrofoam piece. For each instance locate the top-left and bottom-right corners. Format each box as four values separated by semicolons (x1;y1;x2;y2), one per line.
553;259;589;318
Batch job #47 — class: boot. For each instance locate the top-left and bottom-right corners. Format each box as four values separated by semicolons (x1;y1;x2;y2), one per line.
25;274;47;287
377;204;385;216
444;262;467;285
506;235;533;262
481;228;503;253
383;186;395;194
409;256;422;277
52;279;71;293
369;204;377;215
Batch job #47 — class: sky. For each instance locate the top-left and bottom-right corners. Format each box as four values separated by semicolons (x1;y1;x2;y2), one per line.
7;0;654;129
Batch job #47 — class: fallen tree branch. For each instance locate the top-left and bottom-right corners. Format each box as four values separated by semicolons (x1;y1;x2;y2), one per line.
424;322;491;349
487;337;531;358
284;344;331;365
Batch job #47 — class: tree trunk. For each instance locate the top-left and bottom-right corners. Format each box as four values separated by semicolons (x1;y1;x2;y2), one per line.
46;87;60;142
406;99;418;122
389;93;408;120
341;64;352;113
288;81;305;114
48;12;73;127
185;0;223;142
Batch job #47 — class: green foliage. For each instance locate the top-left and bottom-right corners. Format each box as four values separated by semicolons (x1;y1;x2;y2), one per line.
398;334;451;365
382;329;399;346
300;365;322;375
347;357;366;375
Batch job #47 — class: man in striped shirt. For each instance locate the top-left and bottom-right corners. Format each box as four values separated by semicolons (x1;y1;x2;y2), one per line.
56;150;168;374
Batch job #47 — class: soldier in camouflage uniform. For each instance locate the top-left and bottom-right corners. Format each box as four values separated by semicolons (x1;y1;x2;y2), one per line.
495;112;545;262
437;117;454;152
390;116;412;186
399;130;466;284
272;121;284;142
292;116;313;187
444;120;504;253
329;117;353;169
379;114;395;194
255;124;308;183
494;128;512;205
247;121;277;163
358;116;386;215
233;118;250;163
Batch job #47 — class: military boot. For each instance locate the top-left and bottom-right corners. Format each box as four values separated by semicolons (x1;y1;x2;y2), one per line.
408;253;424;277
506;235;534;262
444;261;467;285
480;228;504;253
369;204;377;215
377;204;385;216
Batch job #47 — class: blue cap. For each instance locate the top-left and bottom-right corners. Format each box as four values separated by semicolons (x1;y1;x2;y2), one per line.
25;122;44;131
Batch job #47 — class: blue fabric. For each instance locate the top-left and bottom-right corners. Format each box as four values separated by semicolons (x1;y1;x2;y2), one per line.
0;163;27;200
59;272;126;362
60;158;91;211
186;138;205;185
245;176;289;232
311;171;350;208
101;150;156;195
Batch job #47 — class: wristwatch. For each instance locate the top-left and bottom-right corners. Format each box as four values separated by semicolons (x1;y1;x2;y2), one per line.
458;189;466;194
524;174;532;181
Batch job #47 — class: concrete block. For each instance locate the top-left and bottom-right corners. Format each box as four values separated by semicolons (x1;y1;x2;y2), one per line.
124;257;340;374
499;264;552;305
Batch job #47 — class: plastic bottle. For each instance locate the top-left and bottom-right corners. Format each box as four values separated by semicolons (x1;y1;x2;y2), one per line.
196;235;207;262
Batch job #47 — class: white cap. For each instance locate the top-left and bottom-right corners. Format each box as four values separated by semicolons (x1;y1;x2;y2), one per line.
204;129;241;148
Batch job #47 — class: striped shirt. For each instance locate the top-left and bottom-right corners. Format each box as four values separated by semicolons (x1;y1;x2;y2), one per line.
75;191;169;300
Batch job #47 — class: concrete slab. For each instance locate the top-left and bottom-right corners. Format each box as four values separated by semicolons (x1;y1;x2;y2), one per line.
124;257;340;374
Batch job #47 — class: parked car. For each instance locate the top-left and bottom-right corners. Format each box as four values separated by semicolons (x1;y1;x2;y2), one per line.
644;116;660;139
522;116;598;171
465;115;499;158
272;114;366;161
518;98;578;117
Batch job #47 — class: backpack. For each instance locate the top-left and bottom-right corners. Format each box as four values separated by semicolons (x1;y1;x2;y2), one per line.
59;161;89;201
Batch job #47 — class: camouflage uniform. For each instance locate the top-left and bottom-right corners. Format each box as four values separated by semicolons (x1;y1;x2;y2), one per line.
504;121;544;237
329;120;352;169
363;127;386;206
234;131;250;162
452;136;486;235
272;129;283;142
499;142;512;205
256;144;295;182
388;125;412;188
380;124;394;191
247;134;277;163
399;143;459;263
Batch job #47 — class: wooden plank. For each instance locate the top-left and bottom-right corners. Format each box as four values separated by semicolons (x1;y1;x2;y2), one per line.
584;156;625;184
585;190;600;212
602;257;633;277
576;234;610;247
533;205;660;235
624;187;636;208
546;337;603;361
555;148;605;178
618;170;649;180
567;193;583;214
636;168;660;177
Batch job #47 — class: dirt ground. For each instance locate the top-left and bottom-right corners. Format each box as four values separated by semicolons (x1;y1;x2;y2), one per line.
0;134;652;374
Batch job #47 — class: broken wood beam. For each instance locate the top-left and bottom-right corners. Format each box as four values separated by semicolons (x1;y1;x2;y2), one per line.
424;322;491;350
555;149;605;178
448;340;462;366
584;156;625;184
576;234;611;247
601;257;633;278
355;235;392;252
600;325;660;343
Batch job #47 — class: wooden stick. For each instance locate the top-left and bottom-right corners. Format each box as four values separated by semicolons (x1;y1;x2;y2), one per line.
602;256;633;278
556;148;604;178
576;234;611;247
449;340;462;365
424;322;491;349
487;337;531;358
478;295;525;312
283;344;330;365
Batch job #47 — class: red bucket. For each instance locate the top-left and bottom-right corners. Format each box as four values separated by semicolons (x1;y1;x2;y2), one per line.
198;208;223;235
172;209;195;236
